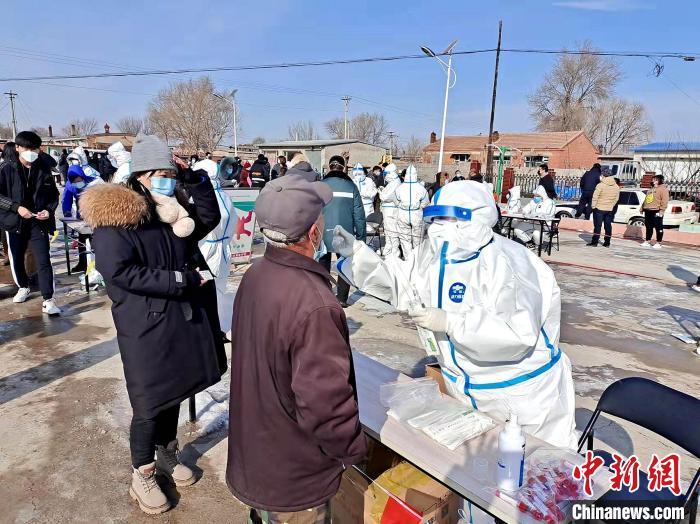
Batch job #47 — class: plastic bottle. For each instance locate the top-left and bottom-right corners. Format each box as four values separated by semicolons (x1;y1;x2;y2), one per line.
496;413;526;492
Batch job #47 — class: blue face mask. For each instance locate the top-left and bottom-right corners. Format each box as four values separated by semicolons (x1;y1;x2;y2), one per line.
533;196;543;203
313;234;327;262
150;176;176;197
73;181;86;190
226;167;233;175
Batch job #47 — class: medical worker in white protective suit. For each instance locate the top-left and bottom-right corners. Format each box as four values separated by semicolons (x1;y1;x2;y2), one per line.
107;141;132;184
193;158;237;332
332;181;576;448
505;185;523;214
395;165;429;258
378;163;401;256
513;185;556;246
352;163;377;219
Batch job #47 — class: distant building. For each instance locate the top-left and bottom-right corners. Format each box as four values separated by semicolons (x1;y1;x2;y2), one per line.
422;130;599;170
259;139;387;173
633;142;700;182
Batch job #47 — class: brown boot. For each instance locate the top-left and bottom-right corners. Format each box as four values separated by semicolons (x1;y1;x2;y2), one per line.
156;440;196;487
129;462;171;515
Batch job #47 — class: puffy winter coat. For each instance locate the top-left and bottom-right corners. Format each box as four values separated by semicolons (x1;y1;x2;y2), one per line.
321;171;366;249
286;161;321;183
580;166;602;195
82;180;225;417
592;176;620;212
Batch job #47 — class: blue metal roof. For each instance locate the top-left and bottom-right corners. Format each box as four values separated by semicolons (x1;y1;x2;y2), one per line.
634;142;700;152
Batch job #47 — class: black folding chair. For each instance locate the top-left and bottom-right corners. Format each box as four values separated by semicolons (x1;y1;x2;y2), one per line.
366;211;384;256
543;220;560;254
578;377;700;523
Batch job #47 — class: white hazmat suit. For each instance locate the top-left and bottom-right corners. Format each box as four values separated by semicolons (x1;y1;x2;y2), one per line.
506;185;523;214
514;185;556;245
194;159;237;332
108;142;132;184
378;163;401;257
395;165;429;258
333;181;577;448
352;163;378;219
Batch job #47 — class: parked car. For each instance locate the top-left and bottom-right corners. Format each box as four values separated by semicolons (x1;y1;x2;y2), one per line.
555;188;699;227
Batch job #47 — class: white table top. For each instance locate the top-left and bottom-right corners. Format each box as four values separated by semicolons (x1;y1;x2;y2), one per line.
500;212;560;223
353;351;569;523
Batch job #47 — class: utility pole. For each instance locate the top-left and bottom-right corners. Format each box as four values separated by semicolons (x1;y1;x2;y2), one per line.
341;96;351;139
485;21;502;181
4;91;18;139
388;131;397;157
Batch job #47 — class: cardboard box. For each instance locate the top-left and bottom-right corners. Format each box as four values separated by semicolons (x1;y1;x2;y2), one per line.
425;363;448;394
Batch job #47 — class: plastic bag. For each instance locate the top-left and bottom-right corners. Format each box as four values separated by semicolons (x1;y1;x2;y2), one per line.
380;378;442;421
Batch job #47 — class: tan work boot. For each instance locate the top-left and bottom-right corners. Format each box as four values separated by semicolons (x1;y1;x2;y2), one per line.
156;440;196;487
129;462;171;515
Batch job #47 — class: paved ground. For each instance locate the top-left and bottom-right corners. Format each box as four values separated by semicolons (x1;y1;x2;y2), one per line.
0;228;698;523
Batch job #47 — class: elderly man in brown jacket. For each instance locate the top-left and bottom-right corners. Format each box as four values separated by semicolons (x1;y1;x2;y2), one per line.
226;175;367;523
587;168;620;247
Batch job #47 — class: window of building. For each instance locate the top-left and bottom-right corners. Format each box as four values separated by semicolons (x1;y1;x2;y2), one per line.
451;153;471;162
524;155;549;168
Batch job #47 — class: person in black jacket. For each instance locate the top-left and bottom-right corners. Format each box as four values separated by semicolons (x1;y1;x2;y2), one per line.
98;151;117;181
537;163;557;200
0;131;61;315
575;163;602;220
58;148;69;186
81;134;225;515
249;154;270;187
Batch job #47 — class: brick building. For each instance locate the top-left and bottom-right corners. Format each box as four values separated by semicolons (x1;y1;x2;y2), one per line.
422;130;599;170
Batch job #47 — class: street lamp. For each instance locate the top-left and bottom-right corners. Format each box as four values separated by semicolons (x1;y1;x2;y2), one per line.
214;89;238;156
421;40;458;175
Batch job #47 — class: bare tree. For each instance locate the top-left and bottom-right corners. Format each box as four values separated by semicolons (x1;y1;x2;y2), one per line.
325;112;389;144
116;116;144;135
325;117;345;139
29;126;49;137
401;135;425;162
147;76;237;151
251;136;266;145
62;117;98;136
0;123;12;139
288;120;318;141
529;41;620;132
589;99;652;154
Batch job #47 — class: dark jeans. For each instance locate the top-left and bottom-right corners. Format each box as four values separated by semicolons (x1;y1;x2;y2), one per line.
6;221;54;299
130;404;180;468
319;252;350;303
576;193;593;219
644;210;664;242
591;209;614;245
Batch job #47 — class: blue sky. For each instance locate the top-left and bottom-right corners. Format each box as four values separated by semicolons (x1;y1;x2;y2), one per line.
0;0;698;148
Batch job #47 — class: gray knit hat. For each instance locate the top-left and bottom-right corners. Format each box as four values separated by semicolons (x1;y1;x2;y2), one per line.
130;133;174;173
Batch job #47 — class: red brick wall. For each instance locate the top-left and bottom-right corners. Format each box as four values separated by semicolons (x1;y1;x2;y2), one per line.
547;134;599;169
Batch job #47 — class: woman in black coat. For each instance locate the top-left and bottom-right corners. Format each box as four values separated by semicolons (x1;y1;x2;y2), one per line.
80;135;225;515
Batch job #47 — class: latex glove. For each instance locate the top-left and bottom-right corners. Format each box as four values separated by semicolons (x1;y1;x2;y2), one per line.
408;307;448;333
332;225;356;257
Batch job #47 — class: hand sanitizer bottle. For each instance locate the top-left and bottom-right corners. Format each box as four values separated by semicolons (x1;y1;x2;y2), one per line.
496;413;525;492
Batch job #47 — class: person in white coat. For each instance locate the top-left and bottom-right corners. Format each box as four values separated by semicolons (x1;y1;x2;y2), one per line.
332;181;576;449
378;163;401;256
395;165;429;258
352;163;377;218
108;141;132;184
513;185;556;246
193;158;237;333
505;185;523;214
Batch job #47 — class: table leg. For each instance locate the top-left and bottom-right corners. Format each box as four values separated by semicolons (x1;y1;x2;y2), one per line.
548;220;554;256
537;222;544;257
84;269;90;294
188;395;196;422
63;223;71;275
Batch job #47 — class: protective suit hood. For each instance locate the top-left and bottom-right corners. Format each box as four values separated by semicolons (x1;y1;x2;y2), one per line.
193;159;219;182
67;146;88;166
425;181;497;259
384;163;399;183
107;141;131;168
405;165;418;183
508;186;521;201
352;163;365;181
533;185;550;201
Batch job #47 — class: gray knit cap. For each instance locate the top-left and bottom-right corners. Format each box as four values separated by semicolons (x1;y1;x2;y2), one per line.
130;133;174;173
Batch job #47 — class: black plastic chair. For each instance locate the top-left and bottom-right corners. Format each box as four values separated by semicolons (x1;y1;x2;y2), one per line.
544;220;560;254
366;211;384;256
578;377;700;523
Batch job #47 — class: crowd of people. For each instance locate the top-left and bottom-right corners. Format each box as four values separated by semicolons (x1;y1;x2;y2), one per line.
0;130;695;521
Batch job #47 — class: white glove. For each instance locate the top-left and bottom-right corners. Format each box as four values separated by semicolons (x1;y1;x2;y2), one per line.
332;225;356;257
408;307;448;333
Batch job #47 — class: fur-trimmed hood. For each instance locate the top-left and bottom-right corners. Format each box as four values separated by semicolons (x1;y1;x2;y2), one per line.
80;183;149;228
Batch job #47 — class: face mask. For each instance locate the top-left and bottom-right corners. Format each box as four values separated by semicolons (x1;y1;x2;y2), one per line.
20;151;39;163
312;228;327;262
427;218;493;260
73;181;86;190
373;171;381;177
533;196;543;203
226;167;233;175
69;159;80;165
150;176;177;197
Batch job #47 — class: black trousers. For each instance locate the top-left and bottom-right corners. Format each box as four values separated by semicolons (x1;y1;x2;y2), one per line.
644;210;663;242
591;209;614;245
576;193;593;219
6;221;54;299
130;404;180;468
320;252;350;303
